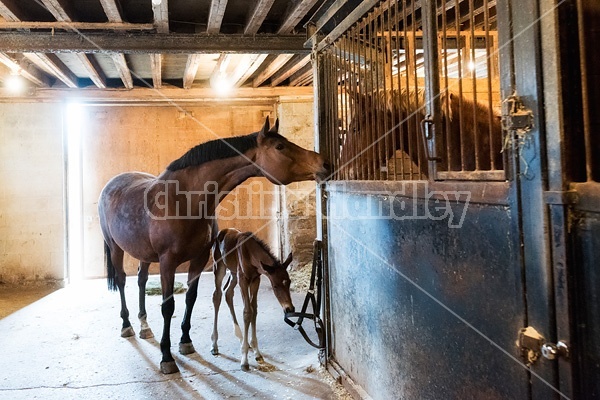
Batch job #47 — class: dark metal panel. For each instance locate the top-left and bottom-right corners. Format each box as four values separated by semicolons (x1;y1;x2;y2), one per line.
505;0;557;396
326;188;528;399
572;211;600;398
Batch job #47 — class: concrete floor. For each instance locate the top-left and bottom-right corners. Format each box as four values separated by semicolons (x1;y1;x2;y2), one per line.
0;274;351;400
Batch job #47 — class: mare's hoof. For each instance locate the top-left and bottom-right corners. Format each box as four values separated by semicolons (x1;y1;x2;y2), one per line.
160;361;179;374
241;363;250;372
139;328;154;339
179;342;195;355
121;326;135;338
211;347;219;356
255;355;264;362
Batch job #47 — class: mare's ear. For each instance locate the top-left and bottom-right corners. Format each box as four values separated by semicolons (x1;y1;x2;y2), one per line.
257;117;270;144
282;252;293;269
269;118;279;134
260;261;276;275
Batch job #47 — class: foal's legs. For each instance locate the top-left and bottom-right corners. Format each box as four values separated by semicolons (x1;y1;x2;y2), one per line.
210;260;227;355
239;276;258;371
249;277;263;362
137;261;154;339
179;251;210;355
225;274;242;340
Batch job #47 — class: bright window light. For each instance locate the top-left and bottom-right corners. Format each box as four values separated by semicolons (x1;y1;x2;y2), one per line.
66;103;85;283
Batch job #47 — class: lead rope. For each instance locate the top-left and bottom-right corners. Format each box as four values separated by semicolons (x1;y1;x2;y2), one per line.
284;240;325;350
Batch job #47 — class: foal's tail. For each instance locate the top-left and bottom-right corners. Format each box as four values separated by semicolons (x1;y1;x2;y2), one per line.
105;242;118;292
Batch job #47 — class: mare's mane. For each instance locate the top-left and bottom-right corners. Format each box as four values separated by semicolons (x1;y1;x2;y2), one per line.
167;133;259;171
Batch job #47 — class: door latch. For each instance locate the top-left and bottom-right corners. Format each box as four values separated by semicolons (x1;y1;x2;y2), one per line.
517;326;570;366
502;94;534;134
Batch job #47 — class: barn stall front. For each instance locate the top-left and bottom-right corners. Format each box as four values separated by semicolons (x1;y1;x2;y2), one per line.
309;0;599;399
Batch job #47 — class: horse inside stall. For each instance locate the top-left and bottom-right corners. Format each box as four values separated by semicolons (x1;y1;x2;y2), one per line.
339;88;502;179
98;118;329;374
210;228;294;371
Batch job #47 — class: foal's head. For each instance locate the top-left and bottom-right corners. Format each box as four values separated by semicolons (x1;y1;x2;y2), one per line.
261;252;294;314
253;118;330;185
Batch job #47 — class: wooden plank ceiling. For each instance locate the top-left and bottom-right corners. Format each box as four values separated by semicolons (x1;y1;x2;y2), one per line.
0;0;323;95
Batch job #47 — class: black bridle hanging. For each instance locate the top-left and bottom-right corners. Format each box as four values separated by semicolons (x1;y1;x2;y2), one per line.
284;240;325;350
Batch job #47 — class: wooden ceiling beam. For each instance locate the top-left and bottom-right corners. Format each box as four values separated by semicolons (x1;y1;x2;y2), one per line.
0;53;50;87
277;0;320;34
0;0;26;21
207;0;228;34
183;54;202;89
244;0;276;35
150;54;162;89
76;53;106;89
9;86;314;103
0;32;310;54
253;54;294;87
98;0;123;23
23;53;77;88
289;65;312;86
152;0;169;34
231;54;268;87
39;0;75;21
270;54;310;86
0;21;154;30
111;53;133;89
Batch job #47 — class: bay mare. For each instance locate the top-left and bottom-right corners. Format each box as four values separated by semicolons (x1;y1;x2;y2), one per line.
98;118;329;374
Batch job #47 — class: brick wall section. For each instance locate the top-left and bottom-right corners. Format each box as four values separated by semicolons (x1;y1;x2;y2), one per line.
277;100;317;269
0;103;65;284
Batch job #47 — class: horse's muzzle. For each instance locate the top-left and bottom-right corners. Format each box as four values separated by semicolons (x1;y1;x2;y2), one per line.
316;162;332;182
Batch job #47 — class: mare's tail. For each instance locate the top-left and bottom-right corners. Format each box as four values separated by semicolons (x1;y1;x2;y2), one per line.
105;242;118;292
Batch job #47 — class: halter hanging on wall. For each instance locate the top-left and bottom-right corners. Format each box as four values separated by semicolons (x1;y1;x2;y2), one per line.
284;240;325;350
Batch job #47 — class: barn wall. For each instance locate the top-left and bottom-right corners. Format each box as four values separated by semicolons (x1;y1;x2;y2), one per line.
82;103;280;278
277;99;318;268
0;103;65;285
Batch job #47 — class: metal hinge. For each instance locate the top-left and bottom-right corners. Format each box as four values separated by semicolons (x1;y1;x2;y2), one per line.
502;94;534;134
517;326;570;366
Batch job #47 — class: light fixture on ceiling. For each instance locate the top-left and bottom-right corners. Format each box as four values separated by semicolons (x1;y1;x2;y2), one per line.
5;69;25;94
211;73;233;96
151;0;162;6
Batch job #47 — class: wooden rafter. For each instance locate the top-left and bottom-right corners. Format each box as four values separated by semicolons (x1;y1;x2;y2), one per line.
244;0;276;35
98;0;123;23
0;32;309;54
39;0;75;21
77;54;106;89
0;53;50;87
253;54;294;87
23;53;77;88
289;65;312;86
111;53;133;89
277;0;320;34
183;54;202;89
152;0;169;34
0;0;25;21
207;0;228;34
231;54;268;87
0;21;153;30
270;54;310;86
150;54;162;89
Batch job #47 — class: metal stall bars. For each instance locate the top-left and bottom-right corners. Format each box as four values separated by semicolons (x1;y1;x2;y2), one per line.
320;0;503;182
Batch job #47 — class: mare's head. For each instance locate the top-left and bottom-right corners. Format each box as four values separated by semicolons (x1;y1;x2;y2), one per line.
261;252;294;314
254;118;330;185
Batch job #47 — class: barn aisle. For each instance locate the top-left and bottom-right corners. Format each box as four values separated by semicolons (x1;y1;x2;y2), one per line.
0;274;348;400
